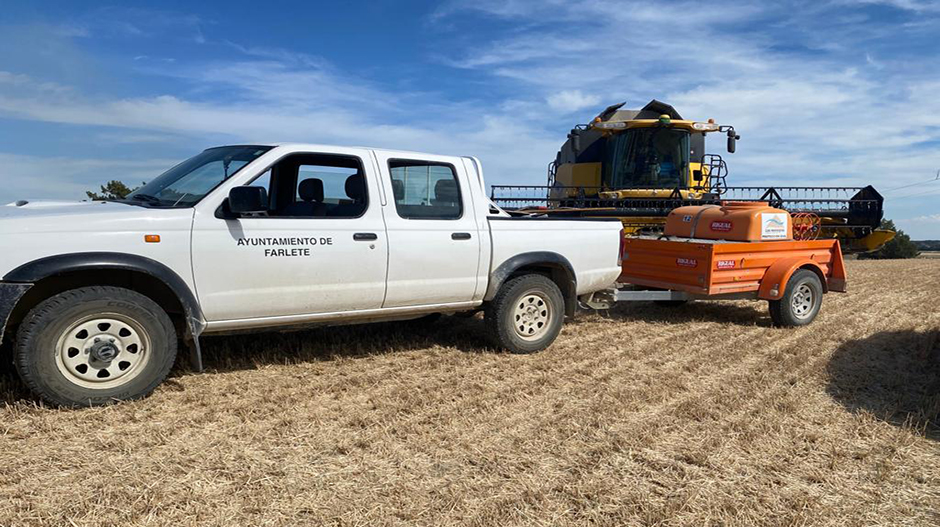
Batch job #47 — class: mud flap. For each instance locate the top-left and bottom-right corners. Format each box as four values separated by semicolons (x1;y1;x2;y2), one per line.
186;316;207;372
0;283;32;344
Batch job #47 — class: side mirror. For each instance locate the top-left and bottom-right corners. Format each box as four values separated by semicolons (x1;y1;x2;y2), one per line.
727;129;740;154
228;186;268;215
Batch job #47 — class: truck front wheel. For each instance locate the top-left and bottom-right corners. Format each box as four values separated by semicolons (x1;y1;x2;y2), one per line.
485;274;565;354
14;286;177;407
768;269;823;327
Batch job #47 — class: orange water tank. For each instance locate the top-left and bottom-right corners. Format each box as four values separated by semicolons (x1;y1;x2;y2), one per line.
664;201;792;241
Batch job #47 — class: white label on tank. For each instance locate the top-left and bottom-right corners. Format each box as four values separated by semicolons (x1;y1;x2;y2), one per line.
761;212;789;240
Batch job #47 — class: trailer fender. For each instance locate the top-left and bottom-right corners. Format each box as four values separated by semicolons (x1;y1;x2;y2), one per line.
758;257;827;300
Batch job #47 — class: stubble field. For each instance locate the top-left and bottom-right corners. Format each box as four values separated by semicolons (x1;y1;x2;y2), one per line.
0;259;938;526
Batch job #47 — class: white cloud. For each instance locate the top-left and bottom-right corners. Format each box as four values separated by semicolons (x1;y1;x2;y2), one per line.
0;61;560;204
851;0;940;13
85;6;207;42
93;131;184;144
430;0;569;21
896;211;940;239
902;214;940;224
0;72;556;162
0;154;178;200
546;90;600;113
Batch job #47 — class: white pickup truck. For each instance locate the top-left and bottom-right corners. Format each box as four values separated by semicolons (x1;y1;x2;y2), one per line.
0;144;623;406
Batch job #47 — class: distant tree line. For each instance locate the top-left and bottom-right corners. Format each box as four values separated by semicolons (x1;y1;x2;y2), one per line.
86;180;140;201
858;219;919;260
87;180;201;205
914;240;940;251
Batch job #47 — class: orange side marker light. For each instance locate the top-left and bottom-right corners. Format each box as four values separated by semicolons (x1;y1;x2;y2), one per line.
144;234;161;243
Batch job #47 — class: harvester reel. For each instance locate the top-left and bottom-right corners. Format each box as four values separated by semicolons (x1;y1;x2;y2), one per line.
791;212;821;241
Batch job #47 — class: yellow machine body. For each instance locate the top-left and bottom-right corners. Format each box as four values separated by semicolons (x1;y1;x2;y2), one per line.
535;100;892;253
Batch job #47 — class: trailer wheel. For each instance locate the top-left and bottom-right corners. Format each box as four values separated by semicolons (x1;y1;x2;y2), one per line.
14;286;177;407
768;269;823;327
485;274;565;354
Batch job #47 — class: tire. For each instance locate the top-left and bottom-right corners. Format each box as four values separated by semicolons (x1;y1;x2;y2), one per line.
14;286;177;407
484;274;565;354
768;269;823;327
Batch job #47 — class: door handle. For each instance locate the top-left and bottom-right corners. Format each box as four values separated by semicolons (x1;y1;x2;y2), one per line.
451;232;472;240
353;233;378;241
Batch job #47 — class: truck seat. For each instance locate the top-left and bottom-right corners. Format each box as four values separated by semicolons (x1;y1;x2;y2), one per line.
283;178;327;217
432;179;458;208
392;179;405;201
330;174;367;217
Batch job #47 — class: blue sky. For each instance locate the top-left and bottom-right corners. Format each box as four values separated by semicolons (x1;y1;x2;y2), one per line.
0;0;938;238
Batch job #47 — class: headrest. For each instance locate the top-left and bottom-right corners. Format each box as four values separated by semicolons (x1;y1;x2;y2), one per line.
434;179;458;202
345;174;365;201
298;178;324;202
391;179;405;201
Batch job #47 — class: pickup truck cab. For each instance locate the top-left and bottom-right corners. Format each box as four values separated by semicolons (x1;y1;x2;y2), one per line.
0;144;623;406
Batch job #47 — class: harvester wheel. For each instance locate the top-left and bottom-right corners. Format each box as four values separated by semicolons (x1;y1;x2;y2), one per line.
768;269;823;327
485;274;564;354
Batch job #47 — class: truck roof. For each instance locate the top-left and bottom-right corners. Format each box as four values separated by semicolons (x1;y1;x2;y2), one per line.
233;143;471;161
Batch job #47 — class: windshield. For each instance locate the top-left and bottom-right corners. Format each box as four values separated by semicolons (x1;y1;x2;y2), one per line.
603;128;690;189
127;146;271;207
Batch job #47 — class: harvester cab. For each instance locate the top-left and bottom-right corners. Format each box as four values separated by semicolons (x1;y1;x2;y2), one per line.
491;100;895;253
551;100;732;203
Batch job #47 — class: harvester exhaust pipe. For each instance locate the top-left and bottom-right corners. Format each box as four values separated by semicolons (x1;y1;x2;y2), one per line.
568;129;581;156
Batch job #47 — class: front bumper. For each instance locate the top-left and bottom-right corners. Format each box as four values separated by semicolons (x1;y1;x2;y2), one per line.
0;282;32;344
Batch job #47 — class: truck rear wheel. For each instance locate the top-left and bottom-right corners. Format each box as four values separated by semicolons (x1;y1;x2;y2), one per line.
485;274;565;354
14;286;177;407
768;269;823;327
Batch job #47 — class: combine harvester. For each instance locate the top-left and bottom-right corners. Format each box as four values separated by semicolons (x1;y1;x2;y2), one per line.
490;100;894;253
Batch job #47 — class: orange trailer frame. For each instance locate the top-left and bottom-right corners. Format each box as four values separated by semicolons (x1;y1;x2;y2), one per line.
581;235;847;326
618;236;847;300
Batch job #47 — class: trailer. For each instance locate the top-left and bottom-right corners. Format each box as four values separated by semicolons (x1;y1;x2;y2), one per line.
582;201;847;326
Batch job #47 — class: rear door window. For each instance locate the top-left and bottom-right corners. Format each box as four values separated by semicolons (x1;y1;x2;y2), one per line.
388;161;462;219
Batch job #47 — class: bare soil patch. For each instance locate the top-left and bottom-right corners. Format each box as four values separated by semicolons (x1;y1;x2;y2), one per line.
1;260;938;526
